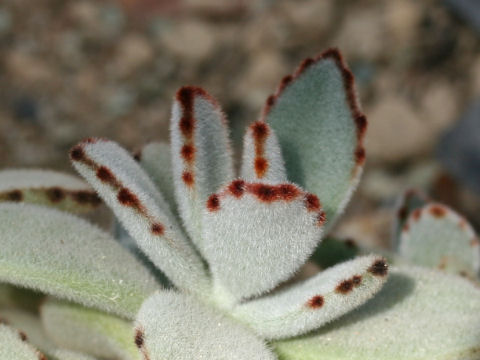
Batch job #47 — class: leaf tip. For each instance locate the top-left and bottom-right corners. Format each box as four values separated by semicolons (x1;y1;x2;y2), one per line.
368;258;388;277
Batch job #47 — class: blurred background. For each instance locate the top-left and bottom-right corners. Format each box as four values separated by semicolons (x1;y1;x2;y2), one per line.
0;0;479;247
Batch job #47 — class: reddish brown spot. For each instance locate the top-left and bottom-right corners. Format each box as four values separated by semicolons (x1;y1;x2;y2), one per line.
368;259;388;277
5;190;23;202
279;75;293;92
248;183;277;202
176;86;209;138
277;184;301;201
251;122;269;142
352;275;362;287
133;151;142;161
37;353;47;360
305;193;321;211
429;205;446;218
254;157;269;178
412;209;421;221
69;146;85;161
134;328;144;348
72;191;101;206
298;57;315;73
117;188;141;208
317;211;326;227
228;180;245;198
336;279;354;294
266;95;275;108
207;194;220;212
307;295;324;309
181;144;195;163
151;223;165;236
355;115;367;139
46;187;65;203
182;171;195;187
397;206;408;221
19;331;27;341
355;145;366;165
96;166;116;184
344;238;357;248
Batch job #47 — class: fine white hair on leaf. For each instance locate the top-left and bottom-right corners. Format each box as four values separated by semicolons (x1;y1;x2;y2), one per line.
136;142;178;217
134;291;277;360
391;189;429;249
0;202;159;319
170;86;234;251
398;203;480;278
53;350;99;360
41;298;140;360
0;308;57;358
240;121;287;183
202;180;325;302
0;323;46;360
231;255;388;339
0;169;101;213
70;138;210;295
273;266;480;360
262;48;367;232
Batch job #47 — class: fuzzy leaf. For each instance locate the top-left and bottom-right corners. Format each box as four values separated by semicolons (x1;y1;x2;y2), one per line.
398;203;480;277
41;298;139;360
70;138;210;294
53;350;98;360
263;48;367;231
241;121;287;183
170;86;234;248
136;142;177;215
0;324;46;360
0;169;101;212
232;255;388;339
0;308;56;357
203;180;325;302
274;266;480;360
134;291;277;360
0;202;159;319
392;189;428;248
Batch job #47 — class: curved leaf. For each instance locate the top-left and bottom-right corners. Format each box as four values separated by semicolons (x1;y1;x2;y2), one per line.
0;202;159;319
0;323;46;360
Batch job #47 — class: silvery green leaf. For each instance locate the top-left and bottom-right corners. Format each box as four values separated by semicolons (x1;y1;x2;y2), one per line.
41;298;139;360
241;121;287;183
274;266;480;360
136;142;177;215
0;169;100;212
263;48;366;231
53;350;98;360
202;180;325;303
232;255;388;339
0;308;56;357
70;138;210;295
0;202;159;319
134;291;277;360
170;86;234;248
0;323;46;360
399;203;480;277
392;189;428;249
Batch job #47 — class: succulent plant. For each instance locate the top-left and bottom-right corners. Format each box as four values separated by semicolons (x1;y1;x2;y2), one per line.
0;48;479;360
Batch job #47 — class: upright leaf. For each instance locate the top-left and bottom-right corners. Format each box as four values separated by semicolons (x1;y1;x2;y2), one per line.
203;180;325;303
274;266;480;360
232;255;388;339
398;203;480;277
0;169;101;213
263;48;367;231
41;298;139;360
70;138;210;295
0;202;159;319
170;86;234;248
0;324;46;360
241;121;287;183
134;291;277;360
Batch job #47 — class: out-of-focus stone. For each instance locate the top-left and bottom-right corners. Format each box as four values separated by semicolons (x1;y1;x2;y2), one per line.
420;81;458;132
0;8;12;35
5;51;54;86
112;34;154;77
385;0;422;45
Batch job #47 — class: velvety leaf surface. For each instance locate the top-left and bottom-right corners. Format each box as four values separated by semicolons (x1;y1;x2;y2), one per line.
70;138;210;295
170;86;234;248
274;266;480;360
134;291;277;360
202;180;325;303
0;202;159;319
241;121;287;183
0;169;100;212
53;350;98;360
0;324;45;360
41;299;139;360
398;203;480;277
232;255;388;339
264;48;367;231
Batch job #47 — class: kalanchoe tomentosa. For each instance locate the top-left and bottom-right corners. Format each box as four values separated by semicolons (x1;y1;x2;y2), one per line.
0;48;479;360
